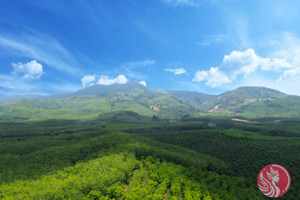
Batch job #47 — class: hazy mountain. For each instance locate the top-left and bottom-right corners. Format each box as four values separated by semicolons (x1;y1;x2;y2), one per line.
165;90;214;111
167;90;213;102
0;82;299;120
72;82;147;96
0;94;47;104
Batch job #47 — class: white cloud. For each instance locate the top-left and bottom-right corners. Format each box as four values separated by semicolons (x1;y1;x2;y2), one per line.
165;68;187;75
222;49;260;78
223;49;291;78
139;81;147;87
12;60;43;79
280;67;300;80
193;45;300;94
97;74;128;85
193;48;295;88
81;75;96;87
0;60;79;95
193;67;231;87
0;33;82;75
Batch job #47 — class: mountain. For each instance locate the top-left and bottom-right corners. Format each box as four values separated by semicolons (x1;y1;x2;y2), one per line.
0;94;46;104
205;86;286;113
166;90;213;110
71;82;147;96
0;83;299;120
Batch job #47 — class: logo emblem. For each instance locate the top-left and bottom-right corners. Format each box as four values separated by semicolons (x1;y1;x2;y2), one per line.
257;164;291;198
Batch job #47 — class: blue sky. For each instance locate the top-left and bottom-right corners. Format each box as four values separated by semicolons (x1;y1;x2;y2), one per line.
1;0;300;95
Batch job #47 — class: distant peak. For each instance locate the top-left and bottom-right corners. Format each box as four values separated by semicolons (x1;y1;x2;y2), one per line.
72;81;147;96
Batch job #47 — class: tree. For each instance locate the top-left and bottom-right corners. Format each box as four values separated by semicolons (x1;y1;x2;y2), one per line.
152;115;160;121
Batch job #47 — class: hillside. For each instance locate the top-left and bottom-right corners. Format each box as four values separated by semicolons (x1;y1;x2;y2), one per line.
235;95;300;118
205;86;286;113
0;83;299;120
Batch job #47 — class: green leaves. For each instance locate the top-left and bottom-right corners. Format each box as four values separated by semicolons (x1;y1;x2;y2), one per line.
0;154;138;199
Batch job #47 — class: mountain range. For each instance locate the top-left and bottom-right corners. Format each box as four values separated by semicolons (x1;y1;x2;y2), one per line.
1;82;300;121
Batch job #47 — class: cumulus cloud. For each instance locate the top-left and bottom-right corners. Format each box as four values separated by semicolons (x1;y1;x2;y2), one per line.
165;68;187;75
222;49;260;78
97;74;128;85
193;48;295;88
223;49;291;78
0;34;82;75
193;67;231;87
12;60;43;79
81;75;96;87
81;74;132;87
139;81;147;87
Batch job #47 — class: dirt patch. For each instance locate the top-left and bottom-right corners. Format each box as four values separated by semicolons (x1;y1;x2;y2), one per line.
208;104;221;113
231;118;259;124
149;105;160;111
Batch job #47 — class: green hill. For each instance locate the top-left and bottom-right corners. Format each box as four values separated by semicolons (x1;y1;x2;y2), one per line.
205;86;286;113
1;83;300;120
0;83;197;120
235;95;300;118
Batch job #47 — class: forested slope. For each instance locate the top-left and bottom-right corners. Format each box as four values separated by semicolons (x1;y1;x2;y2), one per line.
0;116;270;199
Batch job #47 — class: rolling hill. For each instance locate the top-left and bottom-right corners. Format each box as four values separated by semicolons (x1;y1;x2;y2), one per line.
0;82;299;120
205;86;286;114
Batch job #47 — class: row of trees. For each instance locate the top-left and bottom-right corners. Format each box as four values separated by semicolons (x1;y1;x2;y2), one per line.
0;153;263;199
140;124;300;199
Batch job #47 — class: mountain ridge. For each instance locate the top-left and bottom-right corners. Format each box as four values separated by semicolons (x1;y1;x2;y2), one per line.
0;82;288;104
0;82;298;120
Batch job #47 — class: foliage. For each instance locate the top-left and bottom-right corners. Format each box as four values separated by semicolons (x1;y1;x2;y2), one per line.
0;111;299;199
0;153;262;200
130;119;300;199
